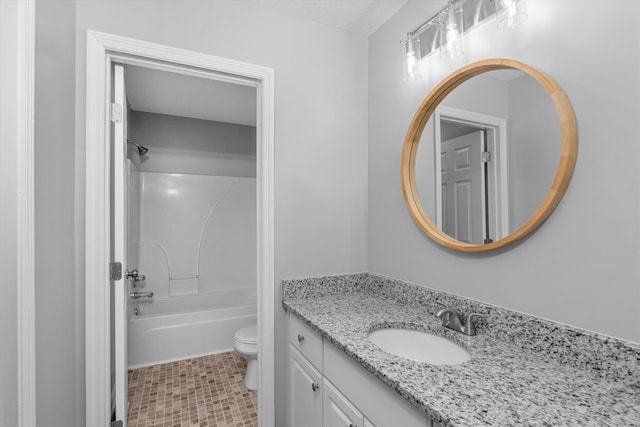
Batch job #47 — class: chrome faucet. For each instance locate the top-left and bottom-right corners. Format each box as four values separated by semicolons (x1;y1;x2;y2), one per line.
435;304;483;336
125;269;146;287
130;291;153;299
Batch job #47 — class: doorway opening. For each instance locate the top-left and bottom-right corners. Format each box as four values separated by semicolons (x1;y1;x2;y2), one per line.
85;31;274;427
434;106;510;244
117;60;259;426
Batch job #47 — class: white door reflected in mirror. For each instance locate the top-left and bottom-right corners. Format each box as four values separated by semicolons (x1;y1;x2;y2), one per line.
440;129;485;244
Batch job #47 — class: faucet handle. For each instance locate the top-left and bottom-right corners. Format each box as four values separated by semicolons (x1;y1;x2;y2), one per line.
435;307;456;319
464;313;484;336
434;300;448;316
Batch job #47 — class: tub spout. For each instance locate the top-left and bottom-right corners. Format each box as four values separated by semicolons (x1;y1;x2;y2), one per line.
130;291;153;299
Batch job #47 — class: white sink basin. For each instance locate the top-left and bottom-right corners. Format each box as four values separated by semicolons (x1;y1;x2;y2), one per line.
368;328;471;365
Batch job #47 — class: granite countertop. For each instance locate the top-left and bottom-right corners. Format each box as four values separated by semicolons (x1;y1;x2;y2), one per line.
282;275;640;427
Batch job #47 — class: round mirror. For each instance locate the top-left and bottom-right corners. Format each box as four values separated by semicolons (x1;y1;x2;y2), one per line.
401;59;578;252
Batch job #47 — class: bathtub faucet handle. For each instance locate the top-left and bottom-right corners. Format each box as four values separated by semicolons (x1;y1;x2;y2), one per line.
125;269;138;279
130;291;154;299
126;269;146;287
125;269;145;281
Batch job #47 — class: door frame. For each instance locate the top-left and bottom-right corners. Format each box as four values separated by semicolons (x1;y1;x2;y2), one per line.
1;0;36;425
85;30;275;426
434;105;510;241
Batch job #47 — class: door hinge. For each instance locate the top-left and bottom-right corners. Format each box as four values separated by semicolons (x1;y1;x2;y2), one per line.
111;420;123;427
110;102;123;123
481;151;492;163
110;262;122;281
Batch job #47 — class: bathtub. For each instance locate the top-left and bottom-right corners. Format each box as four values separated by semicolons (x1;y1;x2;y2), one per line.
127;288;257;368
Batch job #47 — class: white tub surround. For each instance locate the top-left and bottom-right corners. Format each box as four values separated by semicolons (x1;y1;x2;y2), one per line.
135;172;256;298
282;273;640;426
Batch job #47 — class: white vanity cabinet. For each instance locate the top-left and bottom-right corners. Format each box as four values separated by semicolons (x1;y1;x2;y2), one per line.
288;314;324;427
323;378;364;427
287;312;441;427
289;344;323;427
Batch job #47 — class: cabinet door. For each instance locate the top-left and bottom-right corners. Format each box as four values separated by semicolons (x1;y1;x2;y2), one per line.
289;344;323;427
323;342;428;427
323;378;364;427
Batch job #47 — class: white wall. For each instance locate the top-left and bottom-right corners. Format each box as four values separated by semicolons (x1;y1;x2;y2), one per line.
369;0;640;343
0;1;21;424
71;1;369;425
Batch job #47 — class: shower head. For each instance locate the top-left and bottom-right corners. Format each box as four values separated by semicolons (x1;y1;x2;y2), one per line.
127;139;149;156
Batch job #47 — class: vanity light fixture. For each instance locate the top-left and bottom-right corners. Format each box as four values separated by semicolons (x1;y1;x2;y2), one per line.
495;0;528;30
440;1;464;60
400;0;529;82
401;33;422;82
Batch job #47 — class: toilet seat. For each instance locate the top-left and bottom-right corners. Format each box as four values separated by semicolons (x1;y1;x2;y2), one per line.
234;324;258;357
234;324;258;344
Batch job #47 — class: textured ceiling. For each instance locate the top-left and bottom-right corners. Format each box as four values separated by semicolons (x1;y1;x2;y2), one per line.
255;0;409;36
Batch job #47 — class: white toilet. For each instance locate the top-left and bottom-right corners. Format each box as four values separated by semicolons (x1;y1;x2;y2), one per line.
233;323;258;391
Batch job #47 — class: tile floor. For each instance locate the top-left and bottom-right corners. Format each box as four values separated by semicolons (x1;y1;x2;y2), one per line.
127;352;258;427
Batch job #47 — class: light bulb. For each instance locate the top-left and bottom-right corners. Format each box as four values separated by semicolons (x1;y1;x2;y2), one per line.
505;0;517;27
406;51;417;72
496;0;527;29
401;35;421;82
440;1;463;60
446;27;459;44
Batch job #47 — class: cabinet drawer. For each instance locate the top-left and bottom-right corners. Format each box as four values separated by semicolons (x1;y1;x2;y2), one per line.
289;312;323;370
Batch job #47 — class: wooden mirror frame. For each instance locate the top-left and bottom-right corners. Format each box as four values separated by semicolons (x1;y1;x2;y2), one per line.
401;59;578;252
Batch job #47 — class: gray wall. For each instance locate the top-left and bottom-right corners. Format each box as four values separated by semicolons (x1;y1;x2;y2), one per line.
0;1;21;425
369;0;640;343
35;1;79;426
508;74;561;228
129;111;257;177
